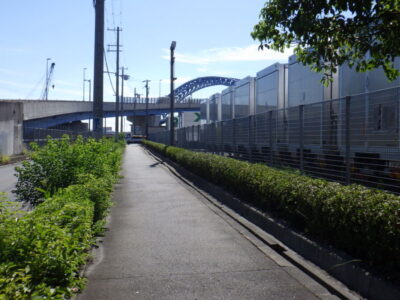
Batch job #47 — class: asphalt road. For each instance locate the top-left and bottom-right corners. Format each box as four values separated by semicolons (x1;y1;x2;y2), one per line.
0;163;19;201
78;144;338;300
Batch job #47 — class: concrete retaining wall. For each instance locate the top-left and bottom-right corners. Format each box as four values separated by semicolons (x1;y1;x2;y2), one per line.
0;102;23;155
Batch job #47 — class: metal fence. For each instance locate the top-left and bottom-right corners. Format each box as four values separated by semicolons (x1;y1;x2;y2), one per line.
23;127;96;144
149;87;400;194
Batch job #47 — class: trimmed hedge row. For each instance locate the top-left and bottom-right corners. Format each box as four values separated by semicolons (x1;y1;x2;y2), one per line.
144;140;400;271
0;136;124;299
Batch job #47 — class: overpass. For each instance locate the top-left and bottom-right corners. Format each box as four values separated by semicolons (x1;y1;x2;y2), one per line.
0;97;201;156
20;97;202;128
0;76;239;156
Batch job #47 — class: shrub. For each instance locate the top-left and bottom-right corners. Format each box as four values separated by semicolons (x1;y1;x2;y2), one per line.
0;155;10;165
143;140;400;271
0;188;93;299
13;135;123;206
0;136;124;299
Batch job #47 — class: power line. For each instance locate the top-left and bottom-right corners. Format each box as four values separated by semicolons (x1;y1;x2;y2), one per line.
25;74;45;99
103;48;115;95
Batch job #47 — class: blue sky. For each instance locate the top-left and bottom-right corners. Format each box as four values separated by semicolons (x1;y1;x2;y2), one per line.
0;0;295;101
0;1;294;130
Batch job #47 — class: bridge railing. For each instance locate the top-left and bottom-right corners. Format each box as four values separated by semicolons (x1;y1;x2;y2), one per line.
122;97;204;105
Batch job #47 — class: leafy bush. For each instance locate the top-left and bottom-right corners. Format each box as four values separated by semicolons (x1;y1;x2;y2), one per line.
0;155;10;165
14;135;123;206
143;140;400;271
0;188;93;299
0;136;124;299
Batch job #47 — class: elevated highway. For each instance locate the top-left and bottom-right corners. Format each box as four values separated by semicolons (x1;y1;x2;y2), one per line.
16;98;201;128
0;98;201;156
0;75;239;156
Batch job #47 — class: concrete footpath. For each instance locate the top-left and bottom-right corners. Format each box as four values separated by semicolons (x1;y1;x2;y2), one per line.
78;144;337;300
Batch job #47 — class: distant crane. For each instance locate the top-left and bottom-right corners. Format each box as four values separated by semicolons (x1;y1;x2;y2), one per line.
40;62;55;100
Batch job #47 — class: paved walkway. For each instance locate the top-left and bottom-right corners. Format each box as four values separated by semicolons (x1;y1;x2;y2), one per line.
0;163;19;202
78;144;331;299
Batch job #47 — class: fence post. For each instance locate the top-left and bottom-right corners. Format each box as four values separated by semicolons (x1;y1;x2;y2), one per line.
269;110;273;165
233;118;237;157
345;96;351;185
299;105;304;172
192;125;195;149
204;124;208;151
214;122;217;154
220;121;224;155
248;115;253;162
197;125;201;148
183;127;187;148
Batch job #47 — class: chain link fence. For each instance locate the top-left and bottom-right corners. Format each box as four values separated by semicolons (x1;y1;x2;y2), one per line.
149;87;400;194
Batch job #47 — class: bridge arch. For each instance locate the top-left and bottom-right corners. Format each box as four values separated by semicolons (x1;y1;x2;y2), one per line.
173;76;239;102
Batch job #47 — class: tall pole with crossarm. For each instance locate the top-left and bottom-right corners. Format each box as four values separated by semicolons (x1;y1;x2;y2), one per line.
93;0;104;137
170;41;176;146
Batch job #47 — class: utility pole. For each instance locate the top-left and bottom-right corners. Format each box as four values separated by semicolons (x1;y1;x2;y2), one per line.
85;78;92;130
143;80;150;138
108;27;122;137
93;0;104;136
170;41;176;145
87;79;92;102
83;68;87;101
120;67;129;132
133;88;141;135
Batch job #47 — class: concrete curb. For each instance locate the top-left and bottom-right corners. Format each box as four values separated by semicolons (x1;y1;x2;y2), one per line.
144;145;400;300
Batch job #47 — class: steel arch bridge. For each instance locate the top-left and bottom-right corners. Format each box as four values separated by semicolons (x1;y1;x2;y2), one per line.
173;76;239;102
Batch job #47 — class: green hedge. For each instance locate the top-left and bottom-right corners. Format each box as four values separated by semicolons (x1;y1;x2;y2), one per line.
0;136;124;299
144;140;400;271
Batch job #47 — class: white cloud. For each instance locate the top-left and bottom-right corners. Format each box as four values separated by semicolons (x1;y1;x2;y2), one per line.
162;45;294;65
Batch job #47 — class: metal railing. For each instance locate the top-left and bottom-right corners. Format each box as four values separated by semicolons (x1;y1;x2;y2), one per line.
23;127;96;144
122;97;204;105
149;87;400;194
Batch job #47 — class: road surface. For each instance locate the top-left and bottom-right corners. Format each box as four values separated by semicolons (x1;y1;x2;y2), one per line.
0;163;18;201
78;144;340;300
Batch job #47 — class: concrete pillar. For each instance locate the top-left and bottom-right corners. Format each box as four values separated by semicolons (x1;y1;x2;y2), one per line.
0;102;23;156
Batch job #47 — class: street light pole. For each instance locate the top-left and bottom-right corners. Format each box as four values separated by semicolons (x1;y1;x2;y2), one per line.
84;78;92;129
114;26;121;137
143;80;150;138
45;58;51;101
170;41;176;146
83;68;87;101
120;68;129;132
88;79;92;102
